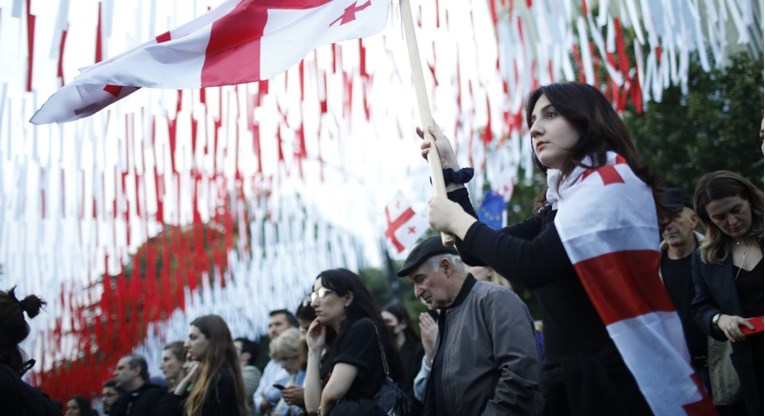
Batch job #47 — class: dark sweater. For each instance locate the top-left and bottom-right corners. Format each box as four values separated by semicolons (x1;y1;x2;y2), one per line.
0;363;62;416
157;367;241;416
451;188;611;360
449;188;652;415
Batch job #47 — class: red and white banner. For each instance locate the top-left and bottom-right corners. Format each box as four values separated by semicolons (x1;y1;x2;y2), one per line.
30;0;389;124
552;152;715;415
383;190;429;259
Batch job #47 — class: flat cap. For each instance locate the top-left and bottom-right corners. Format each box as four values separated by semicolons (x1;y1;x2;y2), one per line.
664;187;693;209
396;236;458;277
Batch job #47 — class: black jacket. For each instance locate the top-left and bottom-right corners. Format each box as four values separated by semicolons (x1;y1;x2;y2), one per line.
0;363;62;416
112;381;167;416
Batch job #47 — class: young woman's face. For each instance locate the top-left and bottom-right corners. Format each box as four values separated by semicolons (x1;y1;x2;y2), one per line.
64;399;81;416
160;348;184;381
310;279;349;328
381;311;404;336
529;94;580;170
185;325;210;360
705;195;753;240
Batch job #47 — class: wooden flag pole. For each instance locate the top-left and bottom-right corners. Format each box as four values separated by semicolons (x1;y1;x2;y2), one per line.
400;0;455;246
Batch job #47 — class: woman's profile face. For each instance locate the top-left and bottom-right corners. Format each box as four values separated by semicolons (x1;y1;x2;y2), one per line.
529;94;579;170
160;348;184;381
311;279;349;328
381;311;404;336
185;325;210;360
705;195;753;240
64;399;81;416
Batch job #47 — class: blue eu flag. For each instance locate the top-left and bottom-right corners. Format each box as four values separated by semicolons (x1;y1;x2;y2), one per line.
477;190;506;230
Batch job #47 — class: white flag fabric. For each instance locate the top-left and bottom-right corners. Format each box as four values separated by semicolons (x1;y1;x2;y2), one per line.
551;152;715;415
31;0;389;124
383;190;429;259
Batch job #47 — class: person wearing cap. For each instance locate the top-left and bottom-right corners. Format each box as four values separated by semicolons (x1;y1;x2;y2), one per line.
398;236;542;416
659;188;710;389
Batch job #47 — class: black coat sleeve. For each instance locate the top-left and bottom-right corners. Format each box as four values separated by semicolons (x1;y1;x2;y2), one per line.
449;188;573;288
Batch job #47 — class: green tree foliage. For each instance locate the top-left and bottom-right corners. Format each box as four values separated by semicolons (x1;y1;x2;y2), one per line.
623;51;764;192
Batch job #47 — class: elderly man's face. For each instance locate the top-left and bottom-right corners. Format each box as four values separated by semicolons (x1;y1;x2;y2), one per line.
409;257;453;309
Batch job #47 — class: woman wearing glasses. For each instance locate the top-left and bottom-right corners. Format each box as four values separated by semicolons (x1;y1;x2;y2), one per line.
303;268;403;416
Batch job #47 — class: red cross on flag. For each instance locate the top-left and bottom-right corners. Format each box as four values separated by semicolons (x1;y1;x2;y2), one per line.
383;190;429;259
554;152;715;415
31;0;389;124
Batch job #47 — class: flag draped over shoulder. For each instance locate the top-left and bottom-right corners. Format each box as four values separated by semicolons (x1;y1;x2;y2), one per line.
551;152;716;416
31;0;389;124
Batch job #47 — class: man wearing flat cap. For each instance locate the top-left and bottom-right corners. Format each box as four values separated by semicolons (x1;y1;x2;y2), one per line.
398;236;542;416
659;188;725;405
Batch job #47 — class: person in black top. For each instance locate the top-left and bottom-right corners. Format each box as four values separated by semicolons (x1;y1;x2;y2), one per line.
382;301;423;407
692;170;763;416
419;82;703;415
303;268;403;416
159;314;249;416
111;354;166;416
0;286;61;416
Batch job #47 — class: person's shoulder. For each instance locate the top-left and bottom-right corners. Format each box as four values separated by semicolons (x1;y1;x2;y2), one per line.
347;317;376;335
472;280;525;307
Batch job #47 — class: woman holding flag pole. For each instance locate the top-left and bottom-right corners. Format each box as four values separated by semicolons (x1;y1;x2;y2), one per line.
419;82;714;415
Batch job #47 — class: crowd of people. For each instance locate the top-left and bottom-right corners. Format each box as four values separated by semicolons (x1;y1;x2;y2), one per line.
1;81;762;416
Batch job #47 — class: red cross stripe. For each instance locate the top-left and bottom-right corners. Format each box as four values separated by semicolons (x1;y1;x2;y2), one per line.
330;0;372;27
385;205;415;252
581;155;627;185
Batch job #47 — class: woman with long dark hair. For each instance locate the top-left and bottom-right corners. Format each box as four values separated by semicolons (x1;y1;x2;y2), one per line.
692;170;763;416
159;314;249;416
381;302;422;403
64;396;96;416
303;268;403;416
420;82;711;415
0;286;61;415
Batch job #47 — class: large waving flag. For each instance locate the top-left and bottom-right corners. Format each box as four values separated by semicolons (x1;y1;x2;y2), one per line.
553;152;716;415
31;0;389;124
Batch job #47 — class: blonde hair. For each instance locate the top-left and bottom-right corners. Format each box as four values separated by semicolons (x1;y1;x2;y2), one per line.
694;171;764;264
269;328;301;360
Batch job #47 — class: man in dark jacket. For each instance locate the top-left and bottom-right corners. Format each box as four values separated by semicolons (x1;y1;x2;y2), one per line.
398;237;542;416
111;354;166;416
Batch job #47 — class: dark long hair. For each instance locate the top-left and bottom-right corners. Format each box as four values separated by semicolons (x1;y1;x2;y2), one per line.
186;315;248;416
317;269;403;382
70;396;95;416
0;287;45;374
694;170;764;264
525;82;667;218
383;302;420;346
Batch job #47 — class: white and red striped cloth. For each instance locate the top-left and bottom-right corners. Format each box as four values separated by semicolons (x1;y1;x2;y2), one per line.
550;152;716;415
31;0;389;124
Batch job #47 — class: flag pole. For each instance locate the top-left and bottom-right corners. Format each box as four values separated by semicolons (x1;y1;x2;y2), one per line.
400;0;455;246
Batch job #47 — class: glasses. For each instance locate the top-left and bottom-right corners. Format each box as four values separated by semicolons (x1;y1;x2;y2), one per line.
310;287;334;302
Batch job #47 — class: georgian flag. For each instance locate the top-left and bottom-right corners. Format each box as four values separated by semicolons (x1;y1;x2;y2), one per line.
383;190;429;259
31;0;389;124
552;152;716;415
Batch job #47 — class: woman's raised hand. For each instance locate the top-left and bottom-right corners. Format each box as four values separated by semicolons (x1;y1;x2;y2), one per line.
417;124;460;170
305;319;326;352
